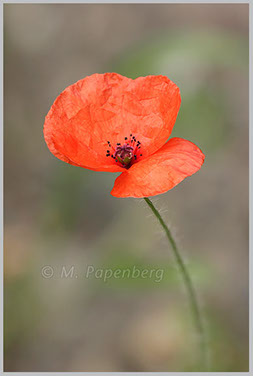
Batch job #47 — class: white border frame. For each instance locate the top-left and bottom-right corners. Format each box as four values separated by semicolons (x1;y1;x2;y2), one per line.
1;1;251;375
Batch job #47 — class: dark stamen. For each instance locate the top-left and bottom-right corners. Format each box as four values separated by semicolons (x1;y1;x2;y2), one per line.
106;134;142;168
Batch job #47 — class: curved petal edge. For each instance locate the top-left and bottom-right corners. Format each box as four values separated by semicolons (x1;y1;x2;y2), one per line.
111;137;205;198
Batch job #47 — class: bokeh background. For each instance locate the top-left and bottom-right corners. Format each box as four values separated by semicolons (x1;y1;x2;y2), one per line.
4;4;249;372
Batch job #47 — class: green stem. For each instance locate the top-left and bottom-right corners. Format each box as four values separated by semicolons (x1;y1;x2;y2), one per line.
144;197;209;371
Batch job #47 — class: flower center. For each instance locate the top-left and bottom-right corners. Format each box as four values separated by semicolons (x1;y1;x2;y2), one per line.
105;134;143;168
115;144;134;166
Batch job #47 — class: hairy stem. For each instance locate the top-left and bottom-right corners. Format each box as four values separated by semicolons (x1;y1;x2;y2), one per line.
144;197;209;371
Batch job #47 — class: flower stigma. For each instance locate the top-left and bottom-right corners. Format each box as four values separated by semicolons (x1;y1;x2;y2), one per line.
105;134;143;168
115;144;134;166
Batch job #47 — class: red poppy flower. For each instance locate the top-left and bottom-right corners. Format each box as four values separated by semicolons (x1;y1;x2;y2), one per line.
44;73;205;198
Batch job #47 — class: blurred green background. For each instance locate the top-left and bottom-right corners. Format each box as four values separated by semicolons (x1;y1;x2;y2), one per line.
4;4;249;372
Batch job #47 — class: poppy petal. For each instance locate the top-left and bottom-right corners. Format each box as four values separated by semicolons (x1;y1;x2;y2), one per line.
111;138;205;198
44;73;180;171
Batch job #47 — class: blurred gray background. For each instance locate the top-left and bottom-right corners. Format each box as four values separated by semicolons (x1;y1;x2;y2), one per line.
4;4;248;372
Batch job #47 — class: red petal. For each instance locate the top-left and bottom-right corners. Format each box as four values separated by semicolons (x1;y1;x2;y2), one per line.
44;73;180;171
111;138;205;198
